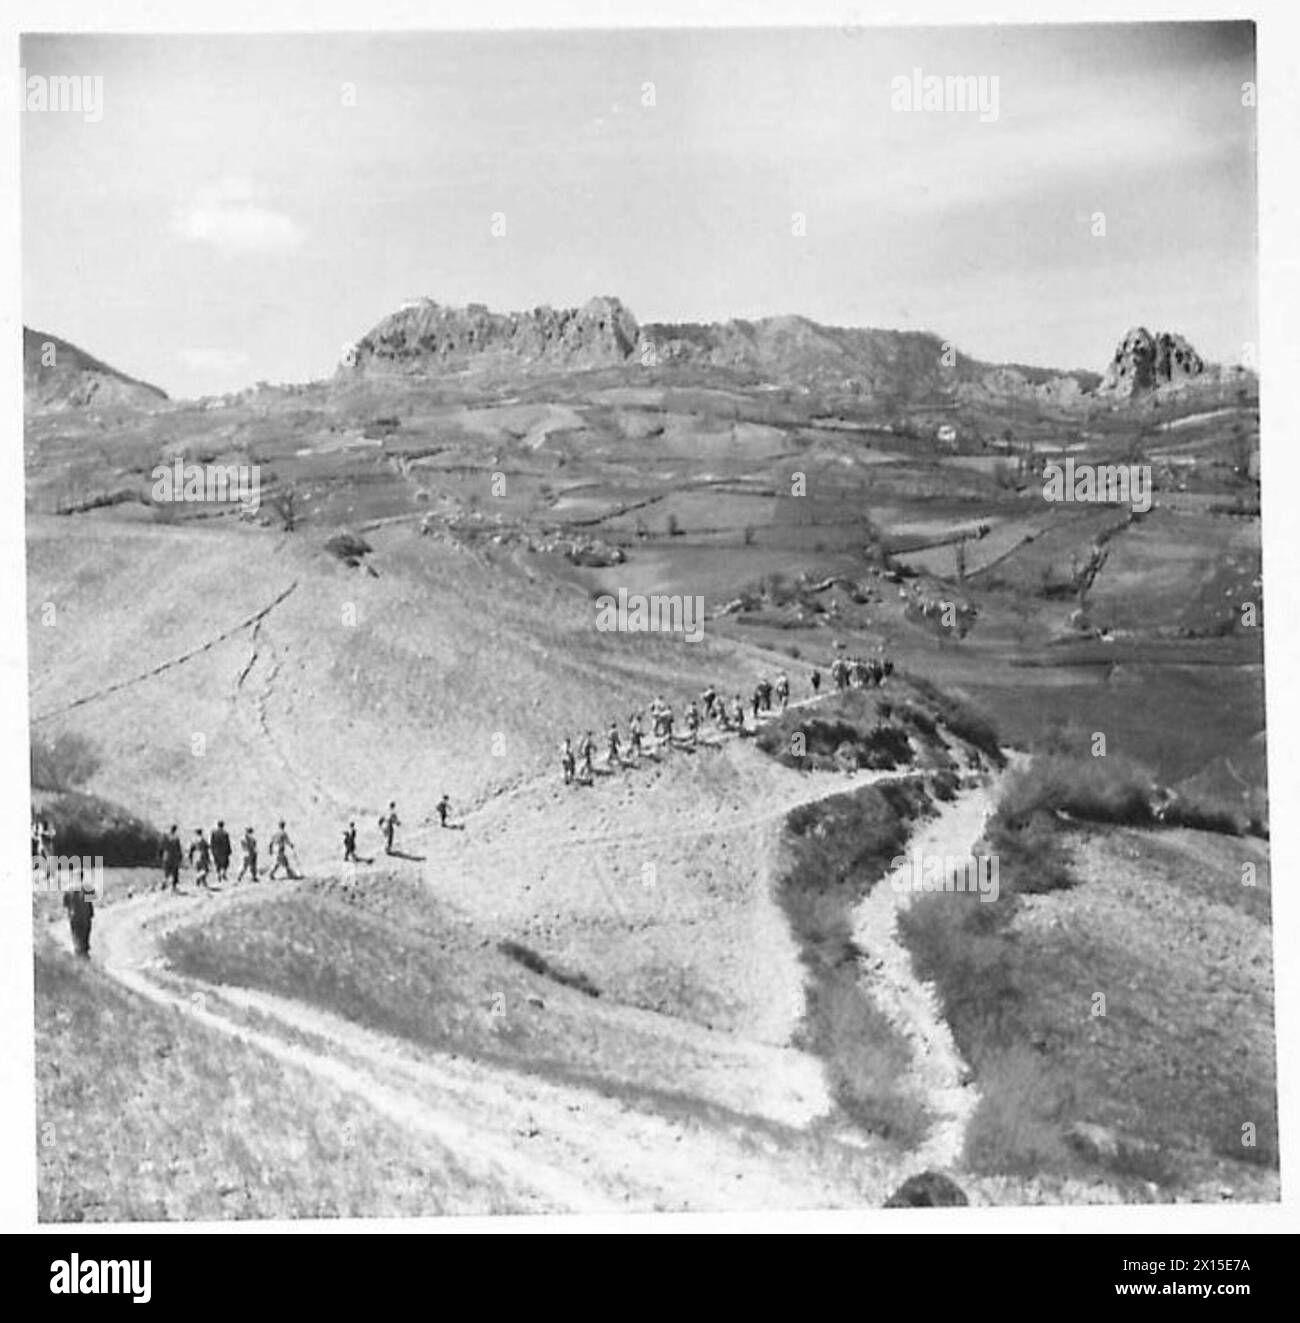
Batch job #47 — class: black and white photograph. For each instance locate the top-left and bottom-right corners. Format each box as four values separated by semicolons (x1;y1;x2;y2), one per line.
7;0;1296;1248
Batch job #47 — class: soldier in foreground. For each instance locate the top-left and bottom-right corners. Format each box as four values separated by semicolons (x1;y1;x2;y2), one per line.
343;821;359;862
63;883;94;959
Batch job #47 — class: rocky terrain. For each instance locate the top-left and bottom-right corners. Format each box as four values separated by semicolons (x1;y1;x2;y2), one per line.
343;295;1184;408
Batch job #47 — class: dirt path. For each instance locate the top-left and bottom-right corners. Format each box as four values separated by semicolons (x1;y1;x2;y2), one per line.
87;885;889;1212
78;737;1000;1211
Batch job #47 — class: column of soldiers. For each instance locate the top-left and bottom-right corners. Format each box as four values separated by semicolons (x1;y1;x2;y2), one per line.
156;820;297;892
828;654;894;691
559;654;895;785
559;658;898;786
147;792;462;897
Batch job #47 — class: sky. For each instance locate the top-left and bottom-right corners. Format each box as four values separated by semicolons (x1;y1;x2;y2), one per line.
21;23;1258;399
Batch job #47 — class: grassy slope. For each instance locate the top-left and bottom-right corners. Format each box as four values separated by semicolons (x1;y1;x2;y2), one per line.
35;944;514;1221
899;814;1277;1198
158;873;812;1131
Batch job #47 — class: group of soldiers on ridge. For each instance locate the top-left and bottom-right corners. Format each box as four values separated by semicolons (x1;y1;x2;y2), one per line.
559;653;893;785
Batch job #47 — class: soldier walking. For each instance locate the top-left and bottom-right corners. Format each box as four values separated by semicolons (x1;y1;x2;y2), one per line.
211;820;232;883
578;730;595;782
159;825;183;892
684;701;701;747
238;826;259;882
730;693;746;731
189;829;212;890
63;884;94;958
268;821;297;880
379;802;400;854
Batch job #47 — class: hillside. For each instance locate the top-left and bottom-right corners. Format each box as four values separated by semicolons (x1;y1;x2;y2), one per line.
24;326;169;412
26;306;1271;1217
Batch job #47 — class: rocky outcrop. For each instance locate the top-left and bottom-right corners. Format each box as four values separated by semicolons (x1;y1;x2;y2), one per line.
342;296;1250;417
1100;327;1206;397
348;296;641;375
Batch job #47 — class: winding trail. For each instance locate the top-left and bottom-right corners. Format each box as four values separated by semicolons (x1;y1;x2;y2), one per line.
72;710;1004;1209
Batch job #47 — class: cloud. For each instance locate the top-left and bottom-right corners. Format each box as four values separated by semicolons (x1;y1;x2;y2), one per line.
176;348;251;372
173;178;303;255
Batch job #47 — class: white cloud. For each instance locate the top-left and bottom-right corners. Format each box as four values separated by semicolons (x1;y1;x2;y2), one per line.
173;178;303;255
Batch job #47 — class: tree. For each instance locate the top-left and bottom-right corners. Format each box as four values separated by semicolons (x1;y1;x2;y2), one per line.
270;485;300;532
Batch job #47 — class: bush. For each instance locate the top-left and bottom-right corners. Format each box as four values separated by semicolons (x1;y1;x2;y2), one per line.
984;810;1075;895
37;790;164;867
963;1046;1074;1176
780;782;932;1144
1158;801;1241;836
999;753;1153;829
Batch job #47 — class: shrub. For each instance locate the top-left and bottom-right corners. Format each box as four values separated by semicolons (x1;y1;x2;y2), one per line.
780;783;931;1144
963;1046;1074;1176
37;790;163;866
1159;801;1241;836
999;753;1153;829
